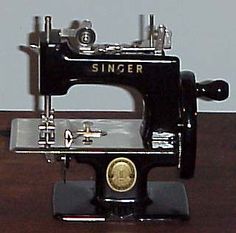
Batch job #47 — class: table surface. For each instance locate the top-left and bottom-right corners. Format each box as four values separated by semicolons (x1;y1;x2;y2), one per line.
0;111;235;233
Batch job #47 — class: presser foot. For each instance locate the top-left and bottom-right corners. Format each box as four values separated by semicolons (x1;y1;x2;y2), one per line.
53;181;189;222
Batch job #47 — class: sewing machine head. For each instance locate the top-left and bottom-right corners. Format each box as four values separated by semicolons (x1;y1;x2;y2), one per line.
10;14;229;221
39;14;181;153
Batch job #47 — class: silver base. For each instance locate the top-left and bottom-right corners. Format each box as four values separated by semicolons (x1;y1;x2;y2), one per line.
10;118;143;153
10;118;176;157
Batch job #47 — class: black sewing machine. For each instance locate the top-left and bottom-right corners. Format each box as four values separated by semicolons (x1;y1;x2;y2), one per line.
10;15;228;221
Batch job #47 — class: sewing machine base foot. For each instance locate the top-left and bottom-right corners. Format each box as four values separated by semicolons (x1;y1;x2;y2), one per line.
53;181;189;221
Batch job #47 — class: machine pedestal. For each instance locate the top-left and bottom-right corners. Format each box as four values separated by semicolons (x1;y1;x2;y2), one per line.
53;180;189;221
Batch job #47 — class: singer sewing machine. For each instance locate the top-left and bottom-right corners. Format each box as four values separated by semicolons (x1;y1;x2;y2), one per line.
10;15;229;221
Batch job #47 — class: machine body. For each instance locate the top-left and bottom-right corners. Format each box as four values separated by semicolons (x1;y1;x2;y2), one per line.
10;15;229;221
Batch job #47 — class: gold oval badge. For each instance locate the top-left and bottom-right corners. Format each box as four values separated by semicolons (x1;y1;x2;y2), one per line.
106;157;137;192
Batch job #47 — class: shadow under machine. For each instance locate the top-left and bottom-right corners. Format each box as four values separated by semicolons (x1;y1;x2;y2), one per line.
10;15;229;221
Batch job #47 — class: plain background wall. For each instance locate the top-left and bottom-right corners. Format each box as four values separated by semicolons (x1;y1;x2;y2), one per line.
0;0;234;112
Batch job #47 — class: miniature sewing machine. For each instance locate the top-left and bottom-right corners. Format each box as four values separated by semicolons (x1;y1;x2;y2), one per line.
10;15;228;221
